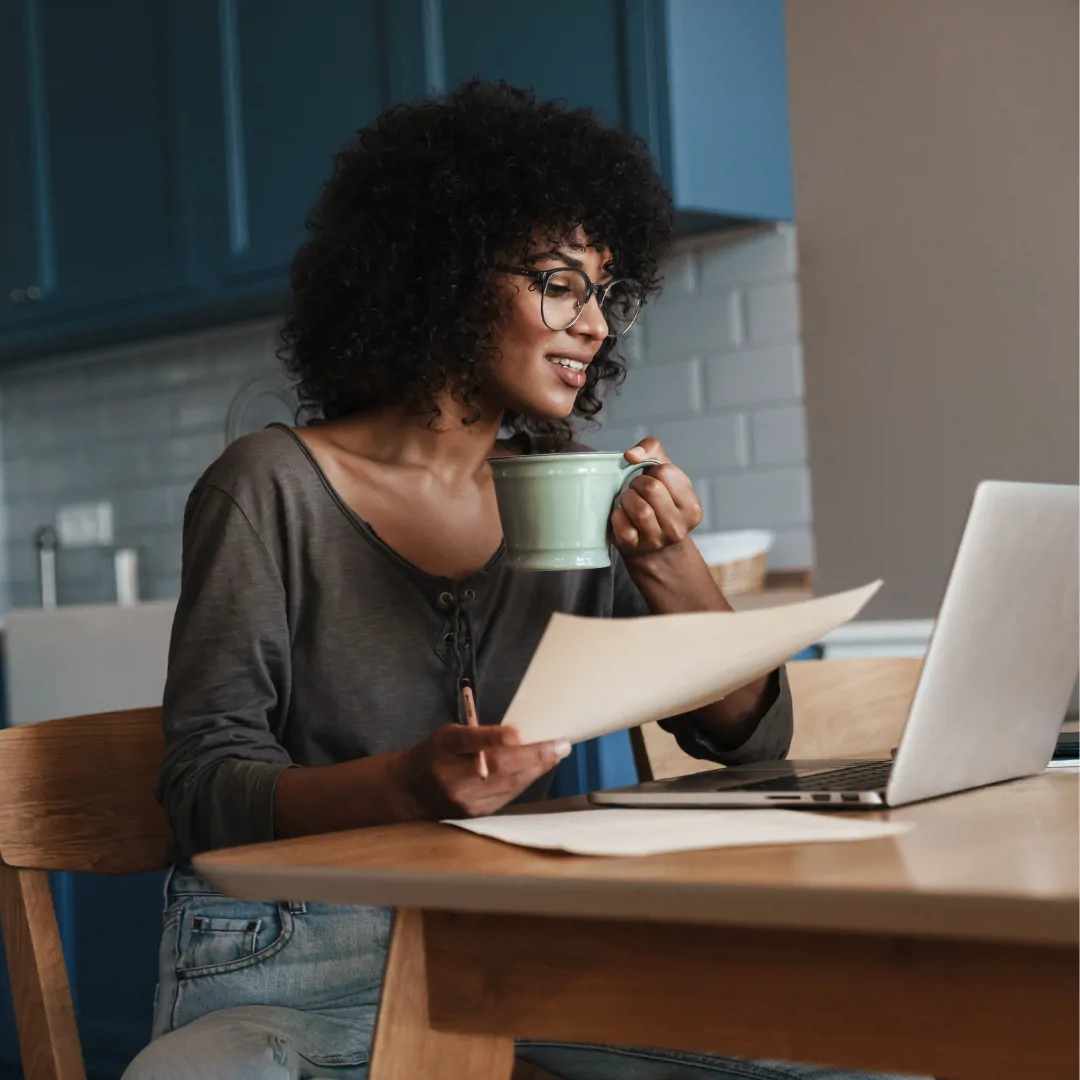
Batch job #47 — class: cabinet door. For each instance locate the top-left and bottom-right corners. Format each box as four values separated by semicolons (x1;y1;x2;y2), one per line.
69;871;166;1075
0;1;37;331
435;0;629;128
0;0;198;334
0;941;15;1074
664;0;792;222
211;0;385;292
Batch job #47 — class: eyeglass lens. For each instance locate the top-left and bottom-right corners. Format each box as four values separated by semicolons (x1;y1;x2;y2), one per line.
540;269;643;335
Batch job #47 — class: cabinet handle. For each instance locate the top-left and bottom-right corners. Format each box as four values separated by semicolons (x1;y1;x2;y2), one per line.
9;288;26;305
25;285;41;301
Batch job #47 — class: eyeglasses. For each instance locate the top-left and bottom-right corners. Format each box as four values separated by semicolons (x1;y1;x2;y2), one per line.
496;265;644;336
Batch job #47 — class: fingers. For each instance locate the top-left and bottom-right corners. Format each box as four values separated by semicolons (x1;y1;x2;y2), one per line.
439;726;570;776
612;441;705;557
641;463;701;516
624;437;670;465
610;504;639;548
622;479;678;548
437;723;521;754
619;470;703;548
484;739;572;778
431;729;573;818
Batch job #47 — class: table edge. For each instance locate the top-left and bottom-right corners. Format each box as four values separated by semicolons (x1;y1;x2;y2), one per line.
194;860;1080;947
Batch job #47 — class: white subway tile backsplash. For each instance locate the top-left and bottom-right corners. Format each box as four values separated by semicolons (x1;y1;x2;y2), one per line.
0;319;279;607
642;289;742;361
651;414;747;472
745;280;800;344
174;400;227;430
750;405;808;466
703;345;804;410
710;467;812;530
690;479;712;531
769;527;816;570
113;487;176;532
146;433;226;481
659;248;698;295
698;226;797;292
602;358;701;424
583;421;648;454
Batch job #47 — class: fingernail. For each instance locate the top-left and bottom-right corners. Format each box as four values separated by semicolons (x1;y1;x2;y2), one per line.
554;740;572;759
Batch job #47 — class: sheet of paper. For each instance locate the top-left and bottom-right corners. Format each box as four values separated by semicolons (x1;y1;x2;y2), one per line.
445;808;910;857
504;580;882;745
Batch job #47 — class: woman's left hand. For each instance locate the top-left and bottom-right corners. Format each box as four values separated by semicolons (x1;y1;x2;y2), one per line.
611;438;704;564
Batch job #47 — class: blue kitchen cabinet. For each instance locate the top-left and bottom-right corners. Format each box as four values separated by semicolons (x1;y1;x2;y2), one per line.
391;0;793;229
67;871;165;1077
204;0;387;296
437;0;628;128
0;871;165;1080
0;943;15;1079
1;0;793;356
0;0;208;359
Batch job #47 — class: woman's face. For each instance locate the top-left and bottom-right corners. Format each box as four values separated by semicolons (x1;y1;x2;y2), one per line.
482;231;613;421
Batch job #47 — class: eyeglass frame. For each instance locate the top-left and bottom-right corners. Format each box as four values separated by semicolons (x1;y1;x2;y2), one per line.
494;264;644;336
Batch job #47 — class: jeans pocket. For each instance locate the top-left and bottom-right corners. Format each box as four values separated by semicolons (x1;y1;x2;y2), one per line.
175;899;294;978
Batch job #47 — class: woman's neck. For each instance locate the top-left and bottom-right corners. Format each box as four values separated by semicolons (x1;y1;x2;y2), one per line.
319;391;506;483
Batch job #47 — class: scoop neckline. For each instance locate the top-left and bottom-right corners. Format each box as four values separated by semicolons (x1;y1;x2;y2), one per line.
267;423;506;587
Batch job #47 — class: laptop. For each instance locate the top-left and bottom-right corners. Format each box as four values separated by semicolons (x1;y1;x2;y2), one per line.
590;481;1080;810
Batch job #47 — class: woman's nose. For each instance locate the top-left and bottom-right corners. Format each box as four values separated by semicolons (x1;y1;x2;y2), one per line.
570;292;609;340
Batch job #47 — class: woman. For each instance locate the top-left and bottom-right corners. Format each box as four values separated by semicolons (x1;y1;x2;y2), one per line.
124;82;913;1080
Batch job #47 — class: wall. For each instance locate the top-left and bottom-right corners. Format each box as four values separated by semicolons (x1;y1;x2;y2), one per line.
596;225;813;570
0;225;812;610
785;0;1078;618
0;320;285;609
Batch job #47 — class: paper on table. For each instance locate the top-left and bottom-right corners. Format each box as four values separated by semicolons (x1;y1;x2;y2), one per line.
445;808;911;857
504;580;882;745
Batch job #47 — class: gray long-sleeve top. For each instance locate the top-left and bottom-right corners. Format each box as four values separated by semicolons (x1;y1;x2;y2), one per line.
157;425;793;856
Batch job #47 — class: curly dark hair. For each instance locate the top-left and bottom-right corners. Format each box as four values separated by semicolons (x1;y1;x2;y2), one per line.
280;80;673;442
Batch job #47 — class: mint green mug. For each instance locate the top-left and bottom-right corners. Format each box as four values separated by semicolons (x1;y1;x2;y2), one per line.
489;452;661;571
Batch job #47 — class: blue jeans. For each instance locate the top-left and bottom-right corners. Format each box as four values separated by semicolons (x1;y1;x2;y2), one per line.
123;864;922;1080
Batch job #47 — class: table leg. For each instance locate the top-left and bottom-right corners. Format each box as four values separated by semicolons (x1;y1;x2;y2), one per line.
368;908;515;1080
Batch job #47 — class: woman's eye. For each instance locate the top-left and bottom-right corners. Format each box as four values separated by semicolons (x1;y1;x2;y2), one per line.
545;284;572;296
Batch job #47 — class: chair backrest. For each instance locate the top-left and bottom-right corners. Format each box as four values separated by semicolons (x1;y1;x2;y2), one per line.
632;658;924;782
0;706;173;874
0;706;170;1080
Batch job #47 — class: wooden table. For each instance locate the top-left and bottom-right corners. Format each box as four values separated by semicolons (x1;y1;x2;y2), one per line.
196;771;1079;1080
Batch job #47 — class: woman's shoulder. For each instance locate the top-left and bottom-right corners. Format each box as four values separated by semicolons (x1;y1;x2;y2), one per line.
189;425;321;522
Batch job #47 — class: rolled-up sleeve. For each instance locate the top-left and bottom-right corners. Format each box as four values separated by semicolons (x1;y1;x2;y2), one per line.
611;554;794;766
658;665;793;765
156;483;293;856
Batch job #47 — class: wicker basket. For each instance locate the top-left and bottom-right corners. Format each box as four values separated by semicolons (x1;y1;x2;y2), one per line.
707;551;769;596
694;529;774;596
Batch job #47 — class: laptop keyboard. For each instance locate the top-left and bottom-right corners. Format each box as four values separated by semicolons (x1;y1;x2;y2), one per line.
729;760;893;793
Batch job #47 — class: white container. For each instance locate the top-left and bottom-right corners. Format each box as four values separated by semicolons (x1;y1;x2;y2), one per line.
692;529;775;566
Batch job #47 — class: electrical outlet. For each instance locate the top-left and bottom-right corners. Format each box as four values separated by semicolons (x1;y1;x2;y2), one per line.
56;501;113;547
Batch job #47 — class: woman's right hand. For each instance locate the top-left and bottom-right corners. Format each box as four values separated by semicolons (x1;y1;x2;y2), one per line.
403;725;571;819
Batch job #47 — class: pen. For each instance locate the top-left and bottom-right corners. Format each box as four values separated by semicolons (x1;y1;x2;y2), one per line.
460;677;488;779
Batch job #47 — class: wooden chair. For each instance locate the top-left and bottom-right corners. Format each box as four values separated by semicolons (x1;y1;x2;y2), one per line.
631;657;924;781
0;711;563;1080
0;707;172;1080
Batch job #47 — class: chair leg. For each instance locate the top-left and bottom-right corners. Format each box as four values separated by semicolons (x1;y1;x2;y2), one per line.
369;908;515;1080
0;863;86;1080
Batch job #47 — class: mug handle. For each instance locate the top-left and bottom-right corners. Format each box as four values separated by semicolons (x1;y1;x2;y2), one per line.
615;458;663;506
